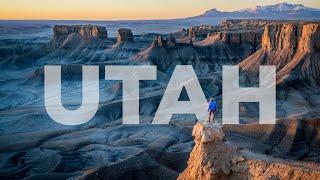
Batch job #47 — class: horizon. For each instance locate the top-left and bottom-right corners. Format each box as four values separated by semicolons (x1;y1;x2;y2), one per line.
1;0;320;21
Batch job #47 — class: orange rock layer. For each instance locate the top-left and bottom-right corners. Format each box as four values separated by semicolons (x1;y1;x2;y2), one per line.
178;123;320;180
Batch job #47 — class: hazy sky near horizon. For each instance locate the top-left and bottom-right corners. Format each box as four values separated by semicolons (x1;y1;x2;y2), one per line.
1;0;320;20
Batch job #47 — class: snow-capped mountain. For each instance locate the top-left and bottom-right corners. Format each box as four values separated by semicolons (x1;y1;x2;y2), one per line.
196;2;320;20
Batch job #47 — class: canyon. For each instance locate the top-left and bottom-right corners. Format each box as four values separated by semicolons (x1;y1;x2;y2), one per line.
0;18;319;180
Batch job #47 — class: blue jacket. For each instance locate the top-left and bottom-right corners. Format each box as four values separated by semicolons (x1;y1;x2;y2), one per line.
208;100;217;111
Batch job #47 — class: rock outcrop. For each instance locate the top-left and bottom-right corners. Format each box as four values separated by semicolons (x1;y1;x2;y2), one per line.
200;30;263;58
152;34;177;48
187;19;268;41
133;33;239;73
50;25;108;48
116;28;134;44
239;22;320;86
179;123;320;180
187;20;266;59
167;34;177;48
105;28;140;60
133;39;202;72
188;25;217;40
188;27;197;40
206;30;262;50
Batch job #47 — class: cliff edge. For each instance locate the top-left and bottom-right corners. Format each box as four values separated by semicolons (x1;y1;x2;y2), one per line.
239;22;320;86
178;123;320;180
50;25;108;48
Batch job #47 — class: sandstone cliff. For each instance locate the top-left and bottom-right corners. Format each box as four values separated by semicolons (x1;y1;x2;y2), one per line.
106;28;141;60
116;28;134;44
187;19;268;41
50;25;108;48
179;123;320;180
239;22;320;86
152;34;177;48
187;20;267;59
205;31;261;48
132;34;239;73
200;30;263;59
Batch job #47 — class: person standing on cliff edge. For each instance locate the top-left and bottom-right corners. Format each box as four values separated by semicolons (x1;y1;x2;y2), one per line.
208;97;217;123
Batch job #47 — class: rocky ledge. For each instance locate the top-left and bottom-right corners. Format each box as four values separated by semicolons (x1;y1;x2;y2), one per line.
50;25;108;48
178;123;320;180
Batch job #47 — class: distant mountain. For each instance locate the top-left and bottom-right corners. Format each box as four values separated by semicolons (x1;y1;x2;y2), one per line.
193;2;320;20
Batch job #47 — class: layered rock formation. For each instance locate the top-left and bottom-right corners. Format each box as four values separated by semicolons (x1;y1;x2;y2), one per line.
187;25;217;40
133;33;239;73
188;27;198;40
199;30;263;58
116;28;134;44
106;28;141;60
207;31;261;50
50;25;108;48
133;38;202;72
179;123;320;180
187;19;268;41
152;34;177;48
239;22;320;86
184;20;267;59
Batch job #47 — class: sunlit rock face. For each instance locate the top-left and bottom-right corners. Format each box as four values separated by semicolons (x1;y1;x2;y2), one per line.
204;30;263;58
178;123;320;180
185;20;267;59
237;22;320;122
50;25;108;48
262;23;320;53
239;22;320;86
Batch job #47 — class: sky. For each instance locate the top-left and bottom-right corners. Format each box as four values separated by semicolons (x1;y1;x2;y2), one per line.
0;0;320;20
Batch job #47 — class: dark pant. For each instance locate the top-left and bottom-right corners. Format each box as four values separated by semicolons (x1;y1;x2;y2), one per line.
208;111;215;122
